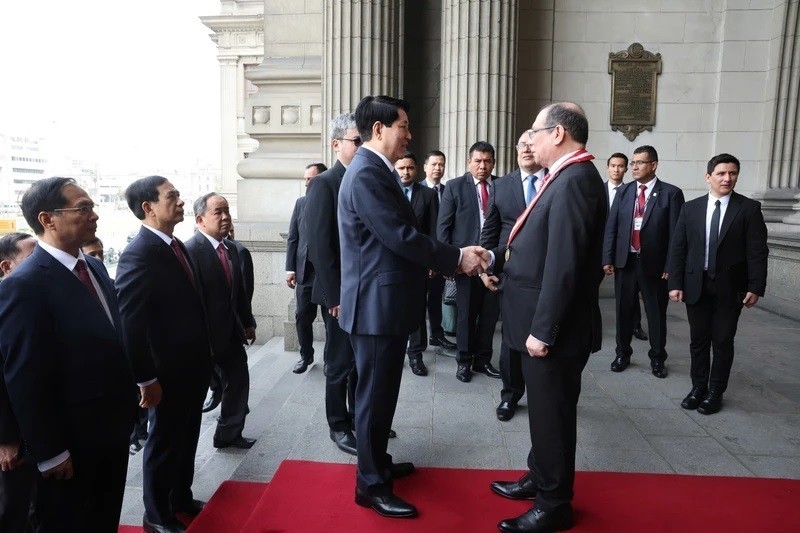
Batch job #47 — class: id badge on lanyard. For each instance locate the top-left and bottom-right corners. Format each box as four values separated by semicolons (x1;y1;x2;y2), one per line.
633;216;643;231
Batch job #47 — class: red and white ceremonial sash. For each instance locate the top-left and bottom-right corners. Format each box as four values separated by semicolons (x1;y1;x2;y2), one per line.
506;149;595;247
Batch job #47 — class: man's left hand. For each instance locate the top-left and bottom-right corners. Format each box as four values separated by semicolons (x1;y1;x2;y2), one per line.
743;292;759;308
526;335;548;358
244;327;256;344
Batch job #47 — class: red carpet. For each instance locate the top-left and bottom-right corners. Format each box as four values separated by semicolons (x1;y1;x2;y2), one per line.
187;481;269;532
233;460;800;532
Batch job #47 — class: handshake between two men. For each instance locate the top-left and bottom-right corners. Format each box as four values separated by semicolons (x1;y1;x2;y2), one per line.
457;245;491;276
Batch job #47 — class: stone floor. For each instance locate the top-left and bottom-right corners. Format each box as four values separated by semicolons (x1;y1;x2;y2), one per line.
120;298;800;525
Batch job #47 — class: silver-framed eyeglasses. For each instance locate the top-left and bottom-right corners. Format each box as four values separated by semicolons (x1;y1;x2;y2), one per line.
53;203;96;216
527;125;557;138
340;136;363;147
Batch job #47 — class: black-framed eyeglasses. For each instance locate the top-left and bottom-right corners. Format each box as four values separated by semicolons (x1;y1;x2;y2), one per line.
53;203;95;216
527;125;557;138
340;137;362;147
629;160;654;168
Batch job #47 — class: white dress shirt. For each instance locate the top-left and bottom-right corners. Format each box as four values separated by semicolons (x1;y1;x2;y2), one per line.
705;192;731;270
629;177;659;252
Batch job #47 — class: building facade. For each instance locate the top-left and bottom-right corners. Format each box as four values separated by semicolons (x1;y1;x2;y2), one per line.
203;0;800;338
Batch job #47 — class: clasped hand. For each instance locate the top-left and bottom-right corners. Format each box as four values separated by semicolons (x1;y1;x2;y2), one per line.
457;246;490;276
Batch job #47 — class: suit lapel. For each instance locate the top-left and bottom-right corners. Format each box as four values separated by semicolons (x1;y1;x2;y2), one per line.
692;196;708;251
511;170;526;211
642;180;661;228
719;193;742;244
619;182;635;232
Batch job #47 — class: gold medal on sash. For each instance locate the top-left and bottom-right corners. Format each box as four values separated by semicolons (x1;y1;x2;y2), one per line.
505;247;510;261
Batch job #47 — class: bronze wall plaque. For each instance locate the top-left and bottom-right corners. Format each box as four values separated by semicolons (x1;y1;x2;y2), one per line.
608;43;662;141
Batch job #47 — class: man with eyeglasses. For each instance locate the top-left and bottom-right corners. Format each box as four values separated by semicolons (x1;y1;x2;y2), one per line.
606;153;648;342
438;141;503;383
479;131;546;421
303;113;362;456
0;177;136;531
603;145;685;379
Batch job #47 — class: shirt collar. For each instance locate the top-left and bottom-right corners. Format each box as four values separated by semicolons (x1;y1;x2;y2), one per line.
708;192;732;206
362;145;396;174
521;167;547;183
142;224;174;246
425;178;441;188
199;230;226;250
634;177;658;194
37;239;86;271
472;174;492;186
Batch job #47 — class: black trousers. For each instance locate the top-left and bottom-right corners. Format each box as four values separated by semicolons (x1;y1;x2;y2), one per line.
455;275;500;366
142;369;209;525
686;274;743;394
522;351;589;512
614;253;668;363
213;342;251;442
321;310;356;432
350;333;406;496
500;343;526;403
0;459;36;532
427;275;446;340
295;279;318;363
36;400;132;532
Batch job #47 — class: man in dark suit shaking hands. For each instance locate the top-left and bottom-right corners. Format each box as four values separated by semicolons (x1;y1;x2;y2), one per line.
488;103;607;533
339;95;488;519
116;176;212;532
186;193;257;448
669;153;768;415
0;177;136;531
603;145;685;379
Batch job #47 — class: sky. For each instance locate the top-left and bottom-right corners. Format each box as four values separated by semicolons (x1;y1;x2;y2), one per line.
0;0;222;175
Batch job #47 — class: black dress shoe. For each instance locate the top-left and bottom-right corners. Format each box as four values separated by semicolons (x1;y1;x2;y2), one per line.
330;429;357;455
292;358;312;374
355;488;418;518
143;514;186;533
632;326;648;341
388;429;397;438
472;362;501;379
680;386;707;410
496;401;517;421
430;336;457;350
498;505;574;532
409;356;428;376
651;362;668;379
456;364;472;382
389;462;415;479
697;391;723;415
610;355;630;372
213;436;257;449
490;473;537;500
173;499;206;518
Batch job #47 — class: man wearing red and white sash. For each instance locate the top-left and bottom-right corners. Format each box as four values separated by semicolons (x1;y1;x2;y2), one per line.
487;103;607;533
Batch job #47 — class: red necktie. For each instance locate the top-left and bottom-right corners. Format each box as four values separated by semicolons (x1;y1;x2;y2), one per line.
74;259;101;304
217;243;233;286
479;180;489;216
170;238;196;287
631;184;646;251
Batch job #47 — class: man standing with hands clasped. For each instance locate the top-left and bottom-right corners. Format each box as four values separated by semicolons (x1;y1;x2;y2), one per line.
338;95;488;519
668;153;768;415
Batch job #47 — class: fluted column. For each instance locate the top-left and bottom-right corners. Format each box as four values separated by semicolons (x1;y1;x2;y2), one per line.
322;0;402;163
758;0;800;223
219;57;240;215
440;0;519;176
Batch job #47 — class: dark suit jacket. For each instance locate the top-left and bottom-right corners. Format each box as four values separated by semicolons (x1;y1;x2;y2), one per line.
603;178;685;276
438;173;498;247
409;181;439;236
115;226;211;384
668;192;768;306
0;246;135;462
185;231;256;359
231;239;254;304
304;160;346;308
495;161;607;356
338;147;461;336
285;196;313;285
480;168;527;272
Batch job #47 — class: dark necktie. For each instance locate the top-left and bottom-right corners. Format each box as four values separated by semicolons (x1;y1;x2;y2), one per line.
707;199;721;279
74;259;101;304
217;243;233;286
171;238;196;287
405;186;412;202
632;184;646;251
479;180;489;216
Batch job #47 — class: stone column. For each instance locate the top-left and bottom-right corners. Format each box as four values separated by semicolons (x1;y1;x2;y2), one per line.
219;57;240;214
758;0;800;223
322;0;402;163
440;0;519;176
